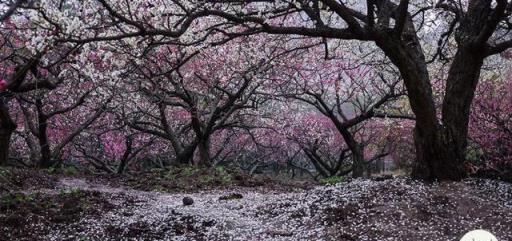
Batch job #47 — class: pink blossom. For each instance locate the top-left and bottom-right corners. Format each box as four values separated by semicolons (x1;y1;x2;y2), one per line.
0;79;8;89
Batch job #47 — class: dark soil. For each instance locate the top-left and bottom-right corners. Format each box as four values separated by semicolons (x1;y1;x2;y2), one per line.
0;167;313;241
1;168;510;241
0;167;58;195
79;166;315;193
0;190;118;241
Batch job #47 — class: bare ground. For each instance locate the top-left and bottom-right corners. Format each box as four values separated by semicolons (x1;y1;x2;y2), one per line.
1;170;511;241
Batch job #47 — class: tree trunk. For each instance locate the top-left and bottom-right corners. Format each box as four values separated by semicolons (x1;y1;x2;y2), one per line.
351;155;365;178
411;47;484;180
303;149;329;177
334;127;367;178
117;158;128;174
0;101;15;166
176;144;196;165
376;31;472;180
197;138;211;167
36;99;52;168
0;127;14;166
411;126;466;180
351;145;367;178
384;0;499;181
176;152;192;165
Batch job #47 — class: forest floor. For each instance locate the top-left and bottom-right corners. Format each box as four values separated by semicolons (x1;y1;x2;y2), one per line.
1;168;512;241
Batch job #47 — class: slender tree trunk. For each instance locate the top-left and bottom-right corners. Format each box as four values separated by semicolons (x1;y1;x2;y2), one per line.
37;122;52;168
117;137;133;174
0;101;15;166
117;158;128;174
20;105;39;161
36;99;52;168
304;149;329;177
334;127;368;178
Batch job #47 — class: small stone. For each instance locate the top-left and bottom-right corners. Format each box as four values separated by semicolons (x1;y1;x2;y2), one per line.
182;197;194;206
219;193;243;201
202;220;216;227
265;229;293;237
374;175;393;181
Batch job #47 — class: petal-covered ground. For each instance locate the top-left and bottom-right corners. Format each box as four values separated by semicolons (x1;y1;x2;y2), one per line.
1;177;512;241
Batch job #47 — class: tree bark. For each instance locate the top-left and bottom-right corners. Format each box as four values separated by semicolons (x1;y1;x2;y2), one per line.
0;126;14;166
175;144;196;165
0;101;15;166
117;136;133;174
334;126;368;178
35;98;53;168
351;143;371;178
373;24;475;180
411;46;485;180
351;152;366;178
196;138;211;167
392;0;496;180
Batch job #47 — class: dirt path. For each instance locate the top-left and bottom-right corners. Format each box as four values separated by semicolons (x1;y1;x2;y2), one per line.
53;177;317;241
2;177;512;241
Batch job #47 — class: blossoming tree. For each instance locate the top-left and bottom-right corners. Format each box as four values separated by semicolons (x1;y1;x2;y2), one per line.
45;0;512;180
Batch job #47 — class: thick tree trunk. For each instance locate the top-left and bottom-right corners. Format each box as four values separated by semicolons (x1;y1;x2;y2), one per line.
412;47;484;180
0;127;14;166
389;0;497;181
196;138;211;167
0;101;15;166
411;126;466;180
351;155;365;178
376;31;475;180
351;145;367;178
442;48;485;160
176;144;196;165
176;152;192;165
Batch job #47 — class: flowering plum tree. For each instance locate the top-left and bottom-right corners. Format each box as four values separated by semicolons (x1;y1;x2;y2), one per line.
283;110;351;177
1;0;510;182
0;44;69;165
50;0;512;180
70;126;157;174
272;44;408;177
123;37;277;166
15;86;110;167
0;5;112;167
469;72;512;178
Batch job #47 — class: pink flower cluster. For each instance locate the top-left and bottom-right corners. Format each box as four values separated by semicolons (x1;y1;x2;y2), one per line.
0;79;8;89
